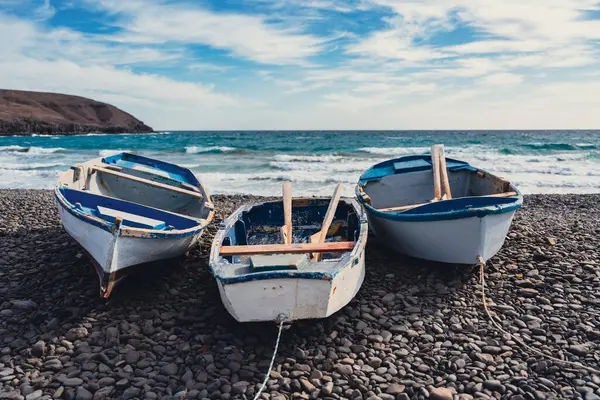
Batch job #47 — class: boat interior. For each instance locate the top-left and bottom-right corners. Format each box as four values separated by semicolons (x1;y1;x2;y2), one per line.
59;153;212;222
359;155;518;211
216;198;362;277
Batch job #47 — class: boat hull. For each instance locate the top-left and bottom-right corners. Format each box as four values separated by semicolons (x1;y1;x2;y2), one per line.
216;250;365;322
57;201;202;297
365;209;516;264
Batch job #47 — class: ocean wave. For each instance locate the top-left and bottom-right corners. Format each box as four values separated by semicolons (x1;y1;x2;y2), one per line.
358;146;430;155
0;145;29;153
99;149;131;157
249;175;354;184
0;145;65;155
273;154;345;163
269;160;372;173
180;163;202;169
0;169;61;190
521;143;598;151
185;146;240;154
0;162;65;170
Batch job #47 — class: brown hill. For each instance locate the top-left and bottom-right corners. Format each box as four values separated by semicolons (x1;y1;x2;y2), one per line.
0;90;153;136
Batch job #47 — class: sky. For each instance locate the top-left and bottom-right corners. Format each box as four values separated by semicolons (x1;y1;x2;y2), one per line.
1;0;600;130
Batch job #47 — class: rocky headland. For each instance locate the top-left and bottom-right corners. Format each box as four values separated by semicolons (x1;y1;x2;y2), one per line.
0;90;153;136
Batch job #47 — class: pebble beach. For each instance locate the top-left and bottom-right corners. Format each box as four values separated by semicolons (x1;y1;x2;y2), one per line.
0;189;599;400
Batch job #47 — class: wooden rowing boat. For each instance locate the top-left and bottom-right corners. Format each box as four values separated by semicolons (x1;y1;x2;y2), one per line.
356;145;522;264
209;183;368;323
55;152;214;297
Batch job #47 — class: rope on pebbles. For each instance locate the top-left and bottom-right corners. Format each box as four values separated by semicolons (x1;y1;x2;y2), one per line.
253;317;286;400
477;256;600;375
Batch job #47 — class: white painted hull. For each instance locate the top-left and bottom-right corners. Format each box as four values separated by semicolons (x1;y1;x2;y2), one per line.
217;251;365;322
58;201;201;296
366;211;516;264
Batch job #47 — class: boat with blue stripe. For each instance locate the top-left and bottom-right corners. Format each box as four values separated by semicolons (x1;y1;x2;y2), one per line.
356;145;522;264
55;152;214;297
209;183;368;323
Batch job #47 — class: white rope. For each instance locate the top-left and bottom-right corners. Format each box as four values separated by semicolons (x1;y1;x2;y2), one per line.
477;256;600;375
253;319;285;400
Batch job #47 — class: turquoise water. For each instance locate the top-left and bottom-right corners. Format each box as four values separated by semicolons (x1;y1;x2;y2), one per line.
1;130;599;195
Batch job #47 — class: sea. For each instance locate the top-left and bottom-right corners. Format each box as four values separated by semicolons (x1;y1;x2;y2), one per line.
0;130;598;197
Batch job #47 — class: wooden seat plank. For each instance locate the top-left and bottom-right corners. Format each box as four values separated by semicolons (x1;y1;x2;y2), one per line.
220;241;355;256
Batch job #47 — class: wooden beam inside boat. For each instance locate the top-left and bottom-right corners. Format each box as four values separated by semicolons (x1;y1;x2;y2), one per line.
91;166;204;200
280;181;293;245
378;191;518;213
438;145;452;199
311;183;343;262
430;145;442;201
220;241;355;256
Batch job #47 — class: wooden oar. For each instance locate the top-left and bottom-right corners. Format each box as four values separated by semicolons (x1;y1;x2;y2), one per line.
280;181;293;245
430;144;442;201
378;192;518;213
438;144;452;199
310;184;343;262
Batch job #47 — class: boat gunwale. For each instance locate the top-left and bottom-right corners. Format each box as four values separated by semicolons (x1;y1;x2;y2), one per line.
55;186;213;238
209;197;368;284
356;155;523;222
55;155;215;238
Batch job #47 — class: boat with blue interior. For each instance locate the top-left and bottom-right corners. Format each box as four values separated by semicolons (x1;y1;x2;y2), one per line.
356;144;522;264
55;152;214;297
209;183;368;323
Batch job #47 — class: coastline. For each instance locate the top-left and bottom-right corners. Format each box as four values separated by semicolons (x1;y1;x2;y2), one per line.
0;190;598;399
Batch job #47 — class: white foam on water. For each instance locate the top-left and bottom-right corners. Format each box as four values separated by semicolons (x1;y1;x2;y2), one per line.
270;159;376;173
358;146;430;155
0;168;61;189
99;149;131;157
273;154;346;163
28;146;66;155
0;162;65;170
0;146;65;155
185;146;237;154
0;145;29;153
0;140;598;195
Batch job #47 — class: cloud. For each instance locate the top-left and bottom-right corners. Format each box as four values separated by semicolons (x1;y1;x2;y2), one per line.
481;73;523;86
1;0;600;129
0;10;244;129
34;0;55;20
86;0;325;66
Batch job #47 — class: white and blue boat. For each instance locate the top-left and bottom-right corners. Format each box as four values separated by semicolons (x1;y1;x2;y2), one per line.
209;186;368;323
55;152;214;297
356;147;522;264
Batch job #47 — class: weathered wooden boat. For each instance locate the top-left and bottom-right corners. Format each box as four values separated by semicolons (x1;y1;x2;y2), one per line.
209;183;368;323
55;152;214;297
356;145;522;264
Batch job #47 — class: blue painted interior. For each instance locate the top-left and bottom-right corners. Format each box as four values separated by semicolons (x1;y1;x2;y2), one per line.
235;199;357;246
59;187;199;230
393;159;431;173
212;199;365;283
360;155;473;183
101;152;198;185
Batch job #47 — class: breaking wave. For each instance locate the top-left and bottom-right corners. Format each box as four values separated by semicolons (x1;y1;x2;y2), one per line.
99;149;131;157
0;145;65;154
185;146;240;154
